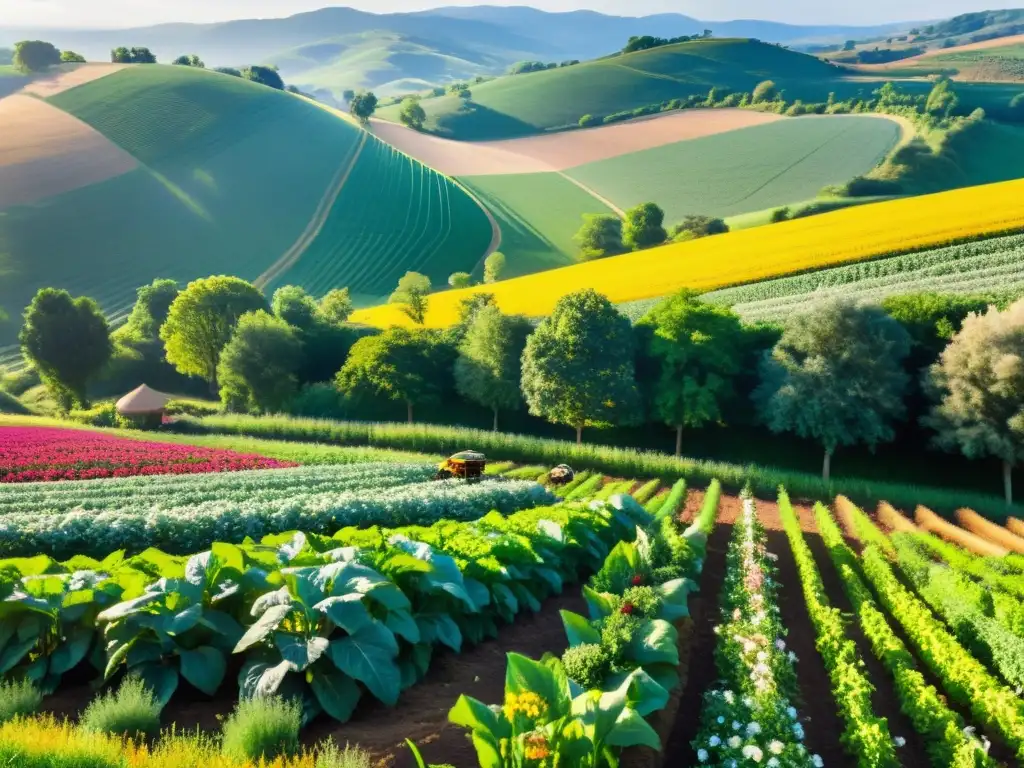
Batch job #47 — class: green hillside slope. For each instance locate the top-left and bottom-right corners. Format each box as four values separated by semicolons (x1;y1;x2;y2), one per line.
0;65;492;346
564;115;901;221
874;41;1024;82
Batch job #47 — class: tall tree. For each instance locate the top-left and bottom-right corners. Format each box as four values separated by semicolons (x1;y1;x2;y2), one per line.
160;276;268;394
13;41;61;72
638;291;745;456
623;203;667;251
455;305;533;431
335;328;442;423
20;288;112;411
218;311;302;413
449;272;472;289
754;299;911;483
923;300;1024;506
271;285;318;330
350;91;379;124
121;279;180;342
521;289;641;443
318;288;353;326
399;98;427;130
388;272;431;325
574;214;625;261
483;252;506;284
925;78;958;117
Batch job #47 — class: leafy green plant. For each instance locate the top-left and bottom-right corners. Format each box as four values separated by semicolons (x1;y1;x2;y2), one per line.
221;696;301;761
562;643;610;690
79;676;161;739
314;739;373;768
0;679;42;723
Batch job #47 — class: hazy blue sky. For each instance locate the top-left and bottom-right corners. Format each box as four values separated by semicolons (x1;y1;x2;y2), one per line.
1;0;1020;29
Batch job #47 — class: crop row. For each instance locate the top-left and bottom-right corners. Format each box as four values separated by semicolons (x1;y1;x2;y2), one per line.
0;493;650;726
909;530;1024;600
0;463;437;515
448;479;718;764
814;501;996;767
704;232;1024;322
691;493;819;766
777;490;898;767
0;478;552;559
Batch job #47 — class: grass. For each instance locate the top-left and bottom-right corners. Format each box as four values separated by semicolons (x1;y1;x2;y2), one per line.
350;176;1024;328
0;65;491;345
564;116;901;222
0;681;43;724
79;678;161;740
704;231;1024;322
0;389;30;415
460;172;615;275
872;42;1024;81
220;698;301;762
168;412;1023;521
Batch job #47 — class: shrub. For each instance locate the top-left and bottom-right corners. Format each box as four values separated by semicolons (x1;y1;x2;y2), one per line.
165;399;221;418
600;610;643;666
316;739;373;768
844;176;904;196
0;680;43;723
66;403;133;429
80;677;161;739
562;643;612;689
770;207;791;223
579;114;600;128
286;382;346;418
619;585;662;618
221;697;301;761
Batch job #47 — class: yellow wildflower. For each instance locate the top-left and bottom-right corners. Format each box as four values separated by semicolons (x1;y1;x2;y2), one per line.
503;691;548;721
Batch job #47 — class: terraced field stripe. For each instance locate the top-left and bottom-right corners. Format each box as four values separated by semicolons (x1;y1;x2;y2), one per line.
255;131;368;290
555;171;625;217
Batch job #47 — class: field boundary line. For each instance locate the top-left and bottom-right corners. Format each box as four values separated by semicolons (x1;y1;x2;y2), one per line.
452;177;503;269
255;131;368;291
556;171;626;218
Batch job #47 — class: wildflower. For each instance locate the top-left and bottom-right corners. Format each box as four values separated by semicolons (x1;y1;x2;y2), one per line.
793;723;805;740
747;721;761;736
812;754;824;767
769;740;784;755
893;736;906;747
728;736;742;749
786;706;797;719
775;639;786;650
523;732;551;760
767;759;780;768
723;691;735;704
742;745;764;762
503;691;547;721
743;696;754;708
631;574;644;586
788;651;798;662
733;721;741;731
717;716;725;725
621;602;635;615
709;735;721;747
697;749;709;762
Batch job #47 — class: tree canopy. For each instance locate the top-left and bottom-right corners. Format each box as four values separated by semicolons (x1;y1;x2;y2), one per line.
455;305;533;430
160;276;268;392
388;272;431;324
60;50;86;64
20;288;112;411
218;310;303;414
521;289;641;442
172;54;205;68
623;203;667;251
121;279;180;342
449;272;472;289
111;47;156;64
272;285;319;330
242;65;284;90
350;91;379;123
318;288;353;326
335;328;444;423
670;215;729;242
483;252;506;284
638;291;745;455
752;80;778;103
924;300;1024;505
399;98;427;130
13;41;61;72
754;298;911;482
574;214;625;261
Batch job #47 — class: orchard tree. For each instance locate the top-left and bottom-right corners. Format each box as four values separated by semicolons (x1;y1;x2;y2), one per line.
521;289;641;443
318;288;353;325
160;276;268;394
388;271;431;324
923;300;1024;506
13;41;61;72
399;97;427;130
121;279;180;341
218;311;302;413
350;91;379;123
271;285;318;329
336;327;442;423
483;252;506;284
574;214;625;260
20;288;112;410
449;272;472;289
754;298;911;483
623;203;667;251
638;291;745;456
172;54;205;68
455;305;533;430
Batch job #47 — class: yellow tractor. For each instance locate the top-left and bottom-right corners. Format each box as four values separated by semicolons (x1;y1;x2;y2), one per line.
435;450;487;481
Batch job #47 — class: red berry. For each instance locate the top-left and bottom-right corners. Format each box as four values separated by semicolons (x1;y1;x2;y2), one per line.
621;603;635;615
631;575;643;586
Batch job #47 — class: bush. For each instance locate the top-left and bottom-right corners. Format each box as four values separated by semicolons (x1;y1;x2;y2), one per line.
221;697;301;761
80;677;161;739
0;680;43;723
844;176;904;196
770;207;791;223
165;398;221;417
562;643;611;689
67;403;133;429
0;389;30;415
579;114;600;128
286;382;347;418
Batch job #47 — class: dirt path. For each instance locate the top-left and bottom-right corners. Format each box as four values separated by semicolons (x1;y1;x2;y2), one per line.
556;171;626;218
254;131;368;290
19;63;128;97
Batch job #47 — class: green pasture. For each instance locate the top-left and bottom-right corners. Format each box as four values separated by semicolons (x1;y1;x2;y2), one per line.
871;42;1024;81
269;134;493;303
564;115;901;222
0;65;491;344
460;173;616;276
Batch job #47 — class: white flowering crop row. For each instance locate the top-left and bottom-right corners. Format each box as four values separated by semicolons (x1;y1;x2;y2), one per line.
0;477;553;560
692;494;822;767
0;463;436;516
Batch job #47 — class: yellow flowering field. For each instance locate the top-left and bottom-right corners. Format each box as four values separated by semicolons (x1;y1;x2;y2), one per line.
351;177;1024;328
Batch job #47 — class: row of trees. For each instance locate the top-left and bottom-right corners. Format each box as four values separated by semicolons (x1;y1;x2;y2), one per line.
621;31;712;54
10;41;85;72
17;274;1024;502
386;252;507;324
574;204;728;261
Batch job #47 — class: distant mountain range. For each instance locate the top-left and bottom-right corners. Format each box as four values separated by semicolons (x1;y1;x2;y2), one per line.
0;5;919;98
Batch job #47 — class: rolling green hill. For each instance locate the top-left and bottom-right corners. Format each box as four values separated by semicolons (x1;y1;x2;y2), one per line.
564;115;901;222
863;40;1024;82
0;64;492;346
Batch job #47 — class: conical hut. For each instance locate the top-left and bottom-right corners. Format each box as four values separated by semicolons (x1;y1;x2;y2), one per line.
115;384;173;427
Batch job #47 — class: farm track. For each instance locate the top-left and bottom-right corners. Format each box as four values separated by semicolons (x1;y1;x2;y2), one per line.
254;131;368;290
450;177;503;269
556;171;626;218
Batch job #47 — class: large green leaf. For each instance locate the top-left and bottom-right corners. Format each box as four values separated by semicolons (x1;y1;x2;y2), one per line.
416;613;462;652
582;586;616;620
314;594;371;635
627;619;678;666
0;636;35;675
606;706;661;749
310;668;362;722
505;653;569;717
135;662;179;708
179;646;226;695
48;626;92;676
275;635;329;671
384;609;421;644
233;604;292;653
560;610;601;647
166;603;203;636
250;587;292;618
449;694;507;738
96;592;163;622
623;668;669;717
328;623;401;706
657;578;696;622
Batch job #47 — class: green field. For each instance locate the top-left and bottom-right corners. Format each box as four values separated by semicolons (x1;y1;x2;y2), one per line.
459;173;616;275
862;42;1024;82
563;115;900;222
0;65;492;345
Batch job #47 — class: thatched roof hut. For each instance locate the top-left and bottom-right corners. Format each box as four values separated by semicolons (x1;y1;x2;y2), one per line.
115;384;173;416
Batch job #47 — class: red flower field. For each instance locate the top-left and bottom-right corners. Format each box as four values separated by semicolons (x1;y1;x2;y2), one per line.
0;427;296;483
